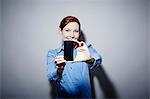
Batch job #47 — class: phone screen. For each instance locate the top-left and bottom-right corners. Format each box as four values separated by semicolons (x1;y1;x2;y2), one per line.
64;41;74;61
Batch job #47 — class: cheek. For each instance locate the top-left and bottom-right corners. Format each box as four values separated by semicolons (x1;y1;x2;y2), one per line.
61;31;68;38
62;33;67;38
74;33;80;38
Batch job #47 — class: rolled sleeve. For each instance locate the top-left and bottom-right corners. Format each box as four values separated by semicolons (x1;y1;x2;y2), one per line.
47;49;58;81
87;44;102;69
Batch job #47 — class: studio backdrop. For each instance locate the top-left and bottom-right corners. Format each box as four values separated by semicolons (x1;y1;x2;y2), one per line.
1;0;149;99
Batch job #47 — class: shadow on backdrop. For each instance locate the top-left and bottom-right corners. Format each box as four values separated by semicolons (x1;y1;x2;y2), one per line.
90;64;119;98
49;30;118;99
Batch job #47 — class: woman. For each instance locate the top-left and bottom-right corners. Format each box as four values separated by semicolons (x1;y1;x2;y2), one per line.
47;16;102;98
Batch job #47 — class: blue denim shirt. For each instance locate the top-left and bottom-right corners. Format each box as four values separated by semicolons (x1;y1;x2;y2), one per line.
47;42;102;98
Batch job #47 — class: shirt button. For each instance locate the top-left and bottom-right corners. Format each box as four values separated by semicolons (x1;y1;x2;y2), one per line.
70;67;72;69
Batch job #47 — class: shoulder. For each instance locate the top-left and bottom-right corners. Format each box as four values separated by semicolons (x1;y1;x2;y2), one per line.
47;49;57;57
47;45;63;56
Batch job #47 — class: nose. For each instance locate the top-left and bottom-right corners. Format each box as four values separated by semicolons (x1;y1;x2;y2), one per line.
69;31;75;38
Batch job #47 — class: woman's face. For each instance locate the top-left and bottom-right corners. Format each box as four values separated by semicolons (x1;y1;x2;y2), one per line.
60;22;80;41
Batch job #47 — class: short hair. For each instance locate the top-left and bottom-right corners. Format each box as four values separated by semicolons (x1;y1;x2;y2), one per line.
59;16;81;31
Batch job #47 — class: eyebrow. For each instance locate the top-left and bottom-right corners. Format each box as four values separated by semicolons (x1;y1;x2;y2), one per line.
64;28;79;30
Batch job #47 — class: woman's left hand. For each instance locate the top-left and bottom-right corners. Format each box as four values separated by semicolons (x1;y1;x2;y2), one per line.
73;41;92;62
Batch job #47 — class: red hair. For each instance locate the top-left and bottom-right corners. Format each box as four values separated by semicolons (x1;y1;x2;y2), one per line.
59;16;81;31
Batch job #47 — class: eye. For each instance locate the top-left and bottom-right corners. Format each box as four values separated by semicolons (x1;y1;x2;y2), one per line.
74;30;79;32
65;29;70;32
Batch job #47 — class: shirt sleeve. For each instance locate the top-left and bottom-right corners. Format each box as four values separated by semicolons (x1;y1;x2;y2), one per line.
87;44;102;69
47;49;58;81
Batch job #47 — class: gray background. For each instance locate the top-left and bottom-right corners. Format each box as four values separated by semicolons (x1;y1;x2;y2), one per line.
0;0;149;99
0;0;1;98
148;0;150;97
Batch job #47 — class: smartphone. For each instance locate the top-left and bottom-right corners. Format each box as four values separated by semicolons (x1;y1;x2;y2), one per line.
64;41;74;61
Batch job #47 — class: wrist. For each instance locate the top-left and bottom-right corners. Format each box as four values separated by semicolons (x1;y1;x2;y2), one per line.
86;57;95;64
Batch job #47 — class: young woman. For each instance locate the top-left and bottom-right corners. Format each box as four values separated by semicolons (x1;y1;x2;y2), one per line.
47;16;102;98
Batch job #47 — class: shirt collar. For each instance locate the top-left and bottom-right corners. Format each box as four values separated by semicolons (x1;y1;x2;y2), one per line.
56;43;64;54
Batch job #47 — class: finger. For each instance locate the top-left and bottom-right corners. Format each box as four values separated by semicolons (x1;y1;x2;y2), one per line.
55;59;65;64
80;43;84;46
56;60;66;65
55;56;65;62
55;60;66;65
56;58;66;62
56;56;64;59
77;48;86;52
76;41;85;48
55;60;63;64
79;41;85;47
55;58;64;62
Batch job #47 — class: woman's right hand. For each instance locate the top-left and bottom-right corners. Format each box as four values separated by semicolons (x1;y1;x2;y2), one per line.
55;56;66;75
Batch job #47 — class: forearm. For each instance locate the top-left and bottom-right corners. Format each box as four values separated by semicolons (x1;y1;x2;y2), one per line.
47;68;58;81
